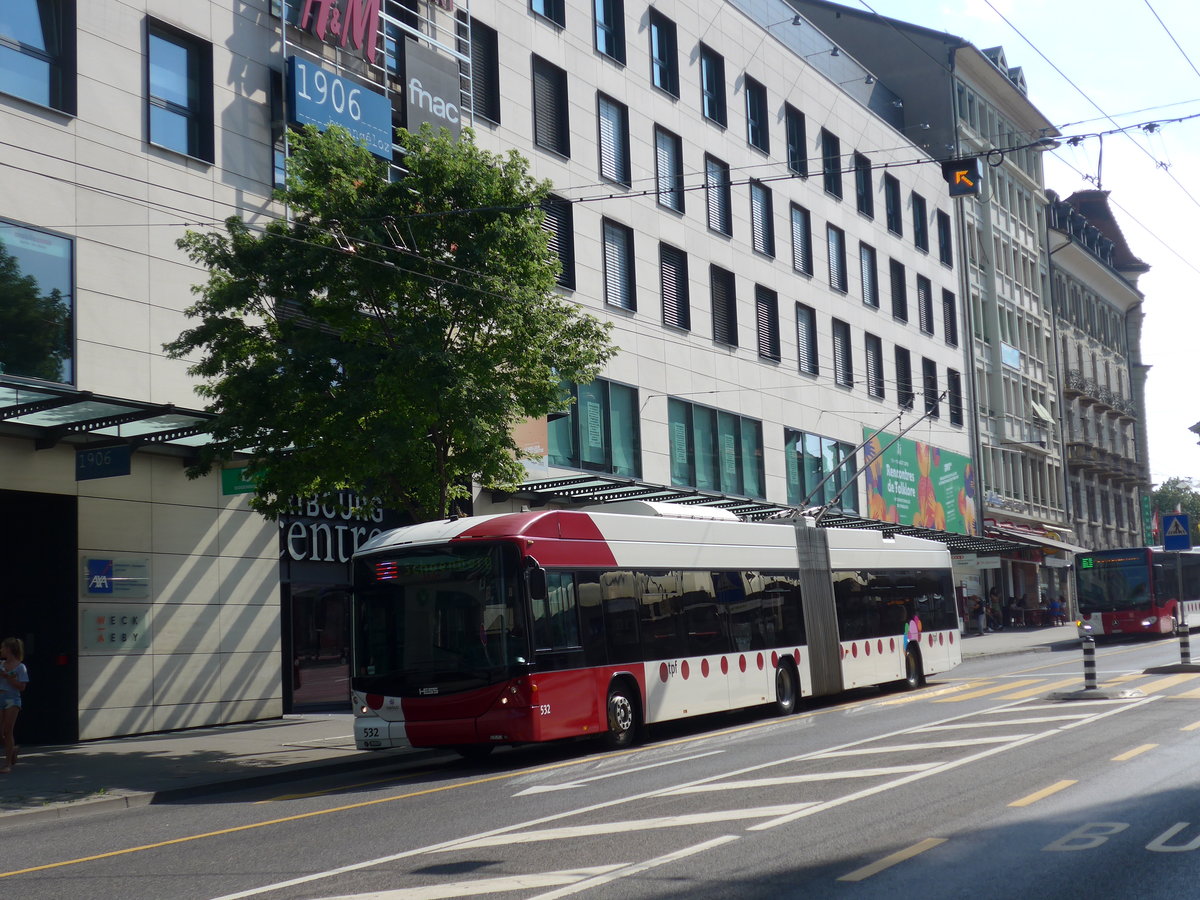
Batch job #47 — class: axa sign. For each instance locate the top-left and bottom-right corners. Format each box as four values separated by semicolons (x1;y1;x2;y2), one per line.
298;0;382;65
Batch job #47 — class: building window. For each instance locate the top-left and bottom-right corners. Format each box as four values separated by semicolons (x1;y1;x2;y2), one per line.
750;181;774;257
648;10;678;96
756;285;780;361
827;224;847;293
912;192;929;251
947;369;964;426
0;219;73;383
597;93;630;184
669;399;764;498
541;195;575;290
467;18;500;123
147;21;213;161
832;318;853;387
860;243;878;308
705;155;732;236
531;56;570;156
895;346;914;409
884;173;902;235
942;289;959;346
784;429;858;512
937;209;953;266
550;378;641;477
865;333;884;399
917;275;934;335
796;303;818;375
745;75;769;152
602;218;635;310
531;0;565;26
785;103;807;176
710;265;737;346
594;0;625;63
854;153;873;217
821;129;842;198
889;258;907;322
0;0;76;113
660;242;690;330
790;204;813;276
699;43;726;126
922;357;939;417
655;126;684;212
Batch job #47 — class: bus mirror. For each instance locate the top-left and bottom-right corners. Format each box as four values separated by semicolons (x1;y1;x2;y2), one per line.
525;557;548;601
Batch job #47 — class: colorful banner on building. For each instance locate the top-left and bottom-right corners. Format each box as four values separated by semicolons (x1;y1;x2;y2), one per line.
863;429;975;534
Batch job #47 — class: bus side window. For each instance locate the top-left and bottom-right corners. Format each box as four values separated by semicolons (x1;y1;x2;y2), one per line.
533;571;582;651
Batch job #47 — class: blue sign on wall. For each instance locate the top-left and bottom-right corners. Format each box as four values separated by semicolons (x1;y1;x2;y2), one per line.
76;444;131;481
287;56;393;160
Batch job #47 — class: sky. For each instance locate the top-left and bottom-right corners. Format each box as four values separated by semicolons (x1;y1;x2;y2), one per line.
854;0;1200;486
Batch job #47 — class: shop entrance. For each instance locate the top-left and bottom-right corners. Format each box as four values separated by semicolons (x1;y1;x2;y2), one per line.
0;489;79;744
285;583;351;711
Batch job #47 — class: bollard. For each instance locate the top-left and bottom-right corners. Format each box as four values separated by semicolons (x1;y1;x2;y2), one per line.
1082;636;1097;690
1179;622;1192;666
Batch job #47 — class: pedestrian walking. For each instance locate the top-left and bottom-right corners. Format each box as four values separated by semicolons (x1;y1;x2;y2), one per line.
0;637;29;774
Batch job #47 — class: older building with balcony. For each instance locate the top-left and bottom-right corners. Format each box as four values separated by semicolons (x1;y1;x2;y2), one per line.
1048;189;1151;550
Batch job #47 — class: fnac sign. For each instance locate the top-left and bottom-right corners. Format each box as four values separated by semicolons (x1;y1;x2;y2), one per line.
298;0;382;65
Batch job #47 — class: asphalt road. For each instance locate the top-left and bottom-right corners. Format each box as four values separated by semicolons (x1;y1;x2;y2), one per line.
4;637;1200;900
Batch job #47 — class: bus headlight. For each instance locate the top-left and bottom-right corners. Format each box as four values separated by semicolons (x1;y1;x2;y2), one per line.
1142;616;1158;628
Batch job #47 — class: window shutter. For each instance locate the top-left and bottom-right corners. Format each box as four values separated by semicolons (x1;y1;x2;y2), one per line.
918;276;934;334
541;196;575;289
656;129;682;211
866;334;884;399
660;244;689;329
943;290;958;346
751;183;772;255
796;304;817;374
791;205;812;275
598;96;626;183
711;267;736;345
533;59;567;154
833;320;852;386
860;244;877;306
603;221;634;310
755;285;780;360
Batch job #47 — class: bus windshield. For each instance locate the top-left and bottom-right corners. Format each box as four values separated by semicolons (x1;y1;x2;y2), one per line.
1077;552;1152;615
352;542;528;697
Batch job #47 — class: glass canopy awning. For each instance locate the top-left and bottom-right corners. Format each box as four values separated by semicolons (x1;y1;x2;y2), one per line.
0;378;215;452
497;473;1026;555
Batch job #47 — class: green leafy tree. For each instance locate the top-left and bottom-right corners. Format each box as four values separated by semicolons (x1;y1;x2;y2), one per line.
1152;477;1200;542
0;243;70;382
166;125;616;521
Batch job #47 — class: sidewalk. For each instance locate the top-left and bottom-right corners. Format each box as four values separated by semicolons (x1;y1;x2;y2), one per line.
0;627;1072;822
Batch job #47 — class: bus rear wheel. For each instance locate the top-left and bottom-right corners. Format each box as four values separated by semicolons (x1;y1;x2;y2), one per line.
604;683;638;750
902;647;922;689
774;663;798;715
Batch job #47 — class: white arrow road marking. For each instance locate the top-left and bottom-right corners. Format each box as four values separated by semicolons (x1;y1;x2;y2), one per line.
911;713;1096;730
659;763;941;795
441;804;814;850
513;750;724;796
311;866;626;899
813;735;1035;756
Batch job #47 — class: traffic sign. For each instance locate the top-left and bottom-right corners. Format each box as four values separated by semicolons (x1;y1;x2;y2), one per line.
941;158;980;197
1163;513;1192;551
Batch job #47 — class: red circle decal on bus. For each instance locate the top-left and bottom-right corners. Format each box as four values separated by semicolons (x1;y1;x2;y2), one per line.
878;640;884;655
949;632;955;644
851;643;858;658
771;651;779;667
864;641;871;656
681;660;690;680
659;662;669;683
757;653;764;670
889;638;896;653
721;657;729;675
939;632;945;645
739;655;747;672
701;658;710;677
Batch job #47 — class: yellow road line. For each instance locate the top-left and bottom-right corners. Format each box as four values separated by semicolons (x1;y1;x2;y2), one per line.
838;838;947;882
999;677;1081;699
1112;743;1158;761
1009;780;1076;807
1182;720;1200;731
257;769;438;803
1172;687;1200;700
934;679;1040;702
1134;674;1200;695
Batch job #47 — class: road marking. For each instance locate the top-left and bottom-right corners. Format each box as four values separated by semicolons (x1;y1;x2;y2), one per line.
1112;743;1158;761
999;677;1082;699
1136;674;1200;694
911;713;1094;731
318;865;626;899
440;805;814;850
1181;720;1200;731
514;750;724;795
528;836;741;900
1009;780;1076;807
934;679;1041;701
1172;687;1200;700
661;763;942;795
837;837;947;882
258;769;439;803
814;736;1034;756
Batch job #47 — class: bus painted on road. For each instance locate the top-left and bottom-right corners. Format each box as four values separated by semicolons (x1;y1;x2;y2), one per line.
350;502;960;755
1075;546;1200;637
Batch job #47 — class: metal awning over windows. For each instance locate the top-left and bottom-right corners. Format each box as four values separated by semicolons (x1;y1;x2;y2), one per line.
986;525;1089;555
498;474;1025;555
0;378;214;452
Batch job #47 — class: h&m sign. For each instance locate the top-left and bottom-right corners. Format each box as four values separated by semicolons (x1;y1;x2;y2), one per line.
296;0;459;65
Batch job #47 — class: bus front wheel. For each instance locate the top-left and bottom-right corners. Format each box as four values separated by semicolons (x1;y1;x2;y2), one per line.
604;683;638;750
774;663;798;715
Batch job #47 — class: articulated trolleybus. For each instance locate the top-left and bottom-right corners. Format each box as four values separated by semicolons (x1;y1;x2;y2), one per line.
351;502;960;756
1076;546;1200;638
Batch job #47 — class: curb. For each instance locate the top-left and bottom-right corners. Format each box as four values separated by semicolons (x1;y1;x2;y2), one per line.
0;749;421;825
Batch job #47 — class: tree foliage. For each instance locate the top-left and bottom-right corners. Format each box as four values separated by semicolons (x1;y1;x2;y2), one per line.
166;125;616;522
1152;477;1200;541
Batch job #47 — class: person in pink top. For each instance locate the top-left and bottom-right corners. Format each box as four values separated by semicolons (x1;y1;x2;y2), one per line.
0;637;29;774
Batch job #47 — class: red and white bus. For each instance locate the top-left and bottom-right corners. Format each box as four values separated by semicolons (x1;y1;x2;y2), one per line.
351;502;961;756
1076;546;1200;637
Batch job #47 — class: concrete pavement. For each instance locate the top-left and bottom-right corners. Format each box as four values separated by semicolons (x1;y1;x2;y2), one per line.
0;625;1076;822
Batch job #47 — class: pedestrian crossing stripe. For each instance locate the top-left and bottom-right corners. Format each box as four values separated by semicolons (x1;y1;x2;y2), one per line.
935;672;1200;700
1167;518;1189;537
